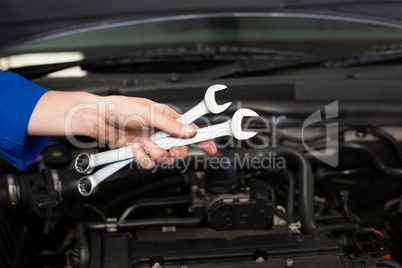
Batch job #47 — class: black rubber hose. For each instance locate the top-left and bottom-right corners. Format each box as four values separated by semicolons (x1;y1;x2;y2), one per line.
306;142;402;177
102;176;186;213
76;223;90;268
316;167;371;178
370;128;402;163
316;214;344;221
375;257;402;268
240;146;317;235
41;229;75;256
0;170;67;210
317;223;359;232
118;196;191;222
0;155;215;208
340;191;360;224
85;207;203;231
339;143;402;177
284;171;296;225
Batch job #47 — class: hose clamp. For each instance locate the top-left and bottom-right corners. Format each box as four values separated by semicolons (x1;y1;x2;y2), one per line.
50;170;62;201
288;221;301;234
7;174;19;207
106;218;118;232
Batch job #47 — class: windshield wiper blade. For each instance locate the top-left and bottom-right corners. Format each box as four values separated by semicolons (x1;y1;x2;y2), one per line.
181;58;321;80
8;45;316;79
325;44;402;68
207;45;313;59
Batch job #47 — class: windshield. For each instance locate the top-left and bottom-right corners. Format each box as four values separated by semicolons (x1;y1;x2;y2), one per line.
3;15;402;68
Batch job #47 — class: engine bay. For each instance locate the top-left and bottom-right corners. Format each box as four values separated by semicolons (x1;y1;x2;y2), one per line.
1;77;402;268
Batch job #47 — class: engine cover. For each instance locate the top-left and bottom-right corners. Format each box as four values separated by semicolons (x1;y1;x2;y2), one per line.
87;229;369;268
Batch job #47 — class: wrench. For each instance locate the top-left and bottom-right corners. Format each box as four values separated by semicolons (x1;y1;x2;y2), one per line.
78;158;132;196
75;84;231;174
151;108;259;149
76;84;231;196
150;84;232;139
77;108;258;196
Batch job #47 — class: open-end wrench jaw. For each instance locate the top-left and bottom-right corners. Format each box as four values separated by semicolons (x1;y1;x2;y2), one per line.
231;108;259;140
150;84;232;139
204;84;232;114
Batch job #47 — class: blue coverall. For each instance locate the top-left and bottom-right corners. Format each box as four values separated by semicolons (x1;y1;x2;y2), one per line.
0;70;49;170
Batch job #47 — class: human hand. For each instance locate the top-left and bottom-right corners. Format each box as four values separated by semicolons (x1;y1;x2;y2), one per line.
98;95;217;168
28;91;217;169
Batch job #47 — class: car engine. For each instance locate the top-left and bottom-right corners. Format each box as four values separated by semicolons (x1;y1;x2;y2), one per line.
0;80;402;268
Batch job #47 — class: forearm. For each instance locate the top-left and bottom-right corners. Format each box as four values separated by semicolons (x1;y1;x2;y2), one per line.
27;91;102;137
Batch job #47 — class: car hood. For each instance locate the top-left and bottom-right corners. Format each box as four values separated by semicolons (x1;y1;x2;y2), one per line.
2;0;402;52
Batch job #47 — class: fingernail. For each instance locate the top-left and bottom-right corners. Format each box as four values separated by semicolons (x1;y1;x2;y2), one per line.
142;158;155;169
132;142;141;149
172;150;181;159
211;141;217;149
183;125;196;134
142;139;152;148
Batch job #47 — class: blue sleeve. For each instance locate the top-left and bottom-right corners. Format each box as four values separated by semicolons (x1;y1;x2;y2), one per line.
0;70;50;170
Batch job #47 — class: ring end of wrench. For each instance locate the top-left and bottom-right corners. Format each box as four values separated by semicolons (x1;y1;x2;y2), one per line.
75;153;93;174
78;176;98;196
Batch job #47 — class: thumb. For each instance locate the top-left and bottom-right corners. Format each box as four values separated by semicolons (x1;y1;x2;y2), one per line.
153;110;196;138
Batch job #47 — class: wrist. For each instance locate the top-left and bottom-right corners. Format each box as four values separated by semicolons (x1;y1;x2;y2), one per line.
28;90;104;137
70;92;103;138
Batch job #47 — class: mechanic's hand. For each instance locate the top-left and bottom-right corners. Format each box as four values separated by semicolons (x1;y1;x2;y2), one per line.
100;96;217;169
28;91;217;169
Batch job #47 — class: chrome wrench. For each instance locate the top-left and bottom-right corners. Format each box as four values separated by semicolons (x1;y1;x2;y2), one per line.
151;108;259;149
76;84;232;196
77;108;258;196
150;84;231;140
75;84;231;175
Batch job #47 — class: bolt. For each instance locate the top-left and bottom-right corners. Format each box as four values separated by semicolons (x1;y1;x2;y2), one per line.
255;256;266;263
126;79;136;87
169;72;181;82
286;259;294;267
356;130;366;138
152;262;163;268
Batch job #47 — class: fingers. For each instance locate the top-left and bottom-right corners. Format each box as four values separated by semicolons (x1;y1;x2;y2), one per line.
132;139;177;169
142;139;175;166
152;109;196;138
132;138;217;169
156;104;181;120
168;145;189;160
132;142;155;169
130;101;218;169
159;121;218;157
187;122;217;156
197;140;218;155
